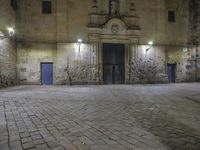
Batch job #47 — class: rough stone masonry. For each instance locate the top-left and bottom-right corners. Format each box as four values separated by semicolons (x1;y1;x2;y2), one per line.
0;0;200;86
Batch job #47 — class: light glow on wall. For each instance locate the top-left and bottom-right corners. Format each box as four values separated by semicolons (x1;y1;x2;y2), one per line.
76;38;82;47
7;27;15;36
148;41;153;45
146;41;153;52
0;27;15;40
77;39;82;43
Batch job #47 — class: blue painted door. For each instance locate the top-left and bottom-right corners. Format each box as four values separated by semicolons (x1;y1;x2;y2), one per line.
41;63;53;85
167;64;176;83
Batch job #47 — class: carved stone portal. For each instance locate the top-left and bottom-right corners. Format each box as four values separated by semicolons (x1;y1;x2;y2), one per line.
88;0;140;43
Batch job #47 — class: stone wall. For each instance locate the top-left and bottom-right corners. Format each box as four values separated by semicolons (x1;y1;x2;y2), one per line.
4;0;200;85
0;0;16;87
0;39;16;87
167;46;197;82
128;45;167;84
16;0;189;45
126;45;199;84
55;43;100;85
17;42;56;84
17;42;100;85
17;42;199;85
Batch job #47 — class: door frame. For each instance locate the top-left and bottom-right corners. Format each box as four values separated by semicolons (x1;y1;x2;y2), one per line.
102;43;125;84
41;62;53;85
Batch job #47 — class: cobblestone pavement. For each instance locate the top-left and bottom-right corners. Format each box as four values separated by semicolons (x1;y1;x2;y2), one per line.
0;83;200;150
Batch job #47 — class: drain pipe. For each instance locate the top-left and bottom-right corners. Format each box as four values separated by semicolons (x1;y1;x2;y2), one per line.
197;44;200;81
195;44;199;82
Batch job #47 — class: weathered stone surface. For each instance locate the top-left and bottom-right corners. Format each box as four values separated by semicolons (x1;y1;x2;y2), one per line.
17;43;199;84
0;1;16;88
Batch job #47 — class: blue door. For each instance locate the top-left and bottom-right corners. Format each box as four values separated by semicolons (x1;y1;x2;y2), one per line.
41;63;53;85
167;64;176;83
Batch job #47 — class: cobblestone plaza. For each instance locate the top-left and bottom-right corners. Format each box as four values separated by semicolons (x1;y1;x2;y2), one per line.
0;83;200;150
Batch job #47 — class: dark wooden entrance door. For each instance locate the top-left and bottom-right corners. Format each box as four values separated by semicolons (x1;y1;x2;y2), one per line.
103;43;125;84
167;64;176;83
41;63;53;85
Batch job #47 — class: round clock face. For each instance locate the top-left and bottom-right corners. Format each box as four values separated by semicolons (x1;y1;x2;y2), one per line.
111;24;119;34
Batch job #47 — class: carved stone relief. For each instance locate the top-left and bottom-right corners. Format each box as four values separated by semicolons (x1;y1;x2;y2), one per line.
88;0;140;43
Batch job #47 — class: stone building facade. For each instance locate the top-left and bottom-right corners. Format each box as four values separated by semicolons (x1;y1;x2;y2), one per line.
0;0;17;87
0;0;200;86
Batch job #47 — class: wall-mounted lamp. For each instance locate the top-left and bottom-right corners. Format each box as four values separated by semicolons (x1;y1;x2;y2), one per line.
76;38;82;53
77;39;82;46
0;27;15;40
146;41;153;52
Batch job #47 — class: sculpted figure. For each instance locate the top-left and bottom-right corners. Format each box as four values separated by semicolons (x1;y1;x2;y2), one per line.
110;0;119;16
